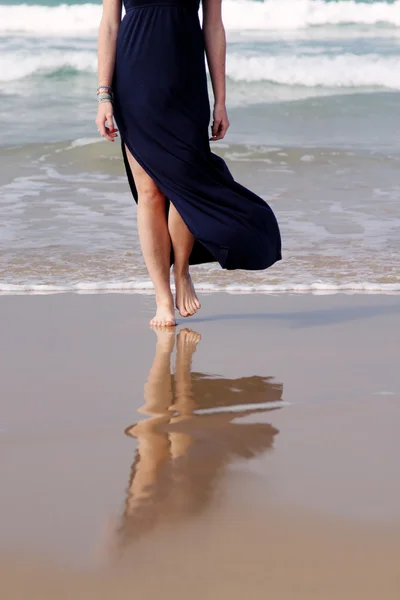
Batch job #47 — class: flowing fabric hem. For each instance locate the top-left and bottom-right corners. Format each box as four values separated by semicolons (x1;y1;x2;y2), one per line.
121;140;229;268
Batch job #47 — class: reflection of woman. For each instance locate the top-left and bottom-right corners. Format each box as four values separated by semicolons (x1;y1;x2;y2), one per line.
96;0;281;327
116;329;282;552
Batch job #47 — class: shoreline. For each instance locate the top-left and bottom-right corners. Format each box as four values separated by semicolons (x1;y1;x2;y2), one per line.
1;287;400;295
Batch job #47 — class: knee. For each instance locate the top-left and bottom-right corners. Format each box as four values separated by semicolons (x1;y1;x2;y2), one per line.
138;183;164;210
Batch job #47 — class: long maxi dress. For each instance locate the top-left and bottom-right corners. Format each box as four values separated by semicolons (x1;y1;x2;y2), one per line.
113;0;282;270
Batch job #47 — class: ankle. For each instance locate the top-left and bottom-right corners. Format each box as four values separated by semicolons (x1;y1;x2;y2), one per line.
173;264;190;279
155;292;174;307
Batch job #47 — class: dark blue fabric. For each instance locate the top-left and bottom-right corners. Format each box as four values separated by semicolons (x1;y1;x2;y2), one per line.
113;0;282;270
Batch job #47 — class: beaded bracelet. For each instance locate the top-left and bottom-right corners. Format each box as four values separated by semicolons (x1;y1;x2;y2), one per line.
97;93;113;104
97;85;113;95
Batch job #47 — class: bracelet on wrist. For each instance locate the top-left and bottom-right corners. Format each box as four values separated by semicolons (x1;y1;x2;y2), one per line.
97;85;113;95
97;94;113;104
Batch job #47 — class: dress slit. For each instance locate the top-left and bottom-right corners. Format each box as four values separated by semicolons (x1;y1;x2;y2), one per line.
122;140;220;267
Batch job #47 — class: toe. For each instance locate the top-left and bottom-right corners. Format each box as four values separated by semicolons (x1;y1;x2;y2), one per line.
180;306;190;317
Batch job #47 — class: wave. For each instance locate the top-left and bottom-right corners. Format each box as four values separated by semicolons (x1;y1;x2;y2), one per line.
0;4;102;35
5;47;400;90
0;50;97;82
226;52;400;88
222;0;400;31
2;1;400;35
0;281;399;295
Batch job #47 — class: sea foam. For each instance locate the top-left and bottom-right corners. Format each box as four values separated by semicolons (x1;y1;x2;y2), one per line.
2;0;400;36
0;281;399;295
4;47;400;90
226;53;400;88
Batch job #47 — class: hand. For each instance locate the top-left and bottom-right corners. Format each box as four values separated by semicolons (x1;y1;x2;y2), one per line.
210;104;230;141
95;102;118;142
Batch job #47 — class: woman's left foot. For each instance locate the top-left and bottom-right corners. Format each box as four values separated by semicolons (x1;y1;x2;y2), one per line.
174;271;201;317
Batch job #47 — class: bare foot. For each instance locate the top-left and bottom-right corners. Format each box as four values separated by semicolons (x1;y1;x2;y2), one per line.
150;296;176;328
174;271;201;317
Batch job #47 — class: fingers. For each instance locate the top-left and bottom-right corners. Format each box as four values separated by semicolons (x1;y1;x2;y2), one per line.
104;125;119;142
95;109;118;142
105;112;118;141
95;116;107;139
103;109;118;142
106;112;115;133
212;119;221;139
210;119;229;141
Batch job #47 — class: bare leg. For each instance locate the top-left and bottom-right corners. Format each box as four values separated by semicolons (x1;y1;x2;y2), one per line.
168;202;201;317
125;146;175;327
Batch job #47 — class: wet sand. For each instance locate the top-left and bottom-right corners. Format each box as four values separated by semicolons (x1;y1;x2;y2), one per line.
1;293;400;599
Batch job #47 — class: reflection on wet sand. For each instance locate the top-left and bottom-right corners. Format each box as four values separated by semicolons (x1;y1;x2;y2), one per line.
117;329;283;552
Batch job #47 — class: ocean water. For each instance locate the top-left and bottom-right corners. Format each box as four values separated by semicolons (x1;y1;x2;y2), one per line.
1;0;399;293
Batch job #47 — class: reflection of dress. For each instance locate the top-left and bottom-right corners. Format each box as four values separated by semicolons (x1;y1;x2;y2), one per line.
113;0;282;270
117;372;282;550
188;374;283;409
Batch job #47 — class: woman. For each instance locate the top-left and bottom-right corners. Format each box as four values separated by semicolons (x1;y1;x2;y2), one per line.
96;0;281;327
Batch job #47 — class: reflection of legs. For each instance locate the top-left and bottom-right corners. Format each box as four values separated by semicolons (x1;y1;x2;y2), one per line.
125;145;175;327
168;202;201;318
140;329;175;418
125;330;176;514
169;329;201;459
125;431;169;515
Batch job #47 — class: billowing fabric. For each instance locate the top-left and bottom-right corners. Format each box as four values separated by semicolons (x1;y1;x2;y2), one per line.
113;0;282;269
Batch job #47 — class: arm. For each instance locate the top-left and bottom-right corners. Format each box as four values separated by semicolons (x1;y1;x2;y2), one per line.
96;0;122;142
202;0;230;141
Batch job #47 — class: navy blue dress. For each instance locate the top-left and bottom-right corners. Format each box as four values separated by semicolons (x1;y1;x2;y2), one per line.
113;0;281;270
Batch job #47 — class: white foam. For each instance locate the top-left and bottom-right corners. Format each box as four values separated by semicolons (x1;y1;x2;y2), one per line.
221;0;400;31
0;49;97;82
0;281;399;295
226;52;400;88
5;46;400;90
2;1;400;36
0;4;102;35
67;137;102;149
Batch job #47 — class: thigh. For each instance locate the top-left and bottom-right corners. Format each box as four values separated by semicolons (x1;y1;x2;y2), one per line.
124;144;163;198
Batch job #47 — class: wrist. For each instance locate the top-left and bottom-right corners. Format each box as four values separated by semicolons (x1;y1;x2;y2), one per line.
214;100;226;108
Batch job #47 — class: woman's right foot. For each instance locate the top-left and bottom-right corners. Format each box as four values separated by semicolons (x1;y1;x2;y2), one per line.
150;296;176;328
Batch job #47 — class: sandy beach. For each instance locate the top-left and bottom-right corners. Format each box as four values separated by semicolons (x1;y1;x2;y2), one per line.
1;292;400;599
